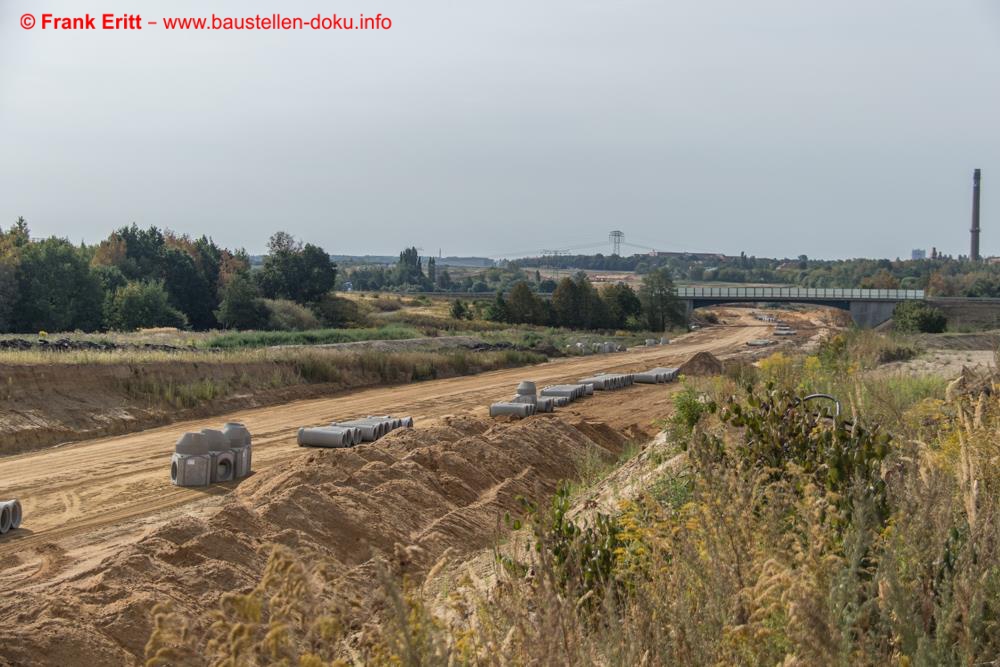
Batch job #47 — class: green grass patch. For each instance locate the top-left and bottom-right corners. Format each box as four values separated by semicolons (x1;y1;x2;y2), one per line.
202;325;422;350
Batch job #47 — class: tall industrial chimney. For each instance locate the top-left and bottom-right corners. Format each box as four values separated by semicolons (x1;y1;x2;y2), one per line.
971;169;982;261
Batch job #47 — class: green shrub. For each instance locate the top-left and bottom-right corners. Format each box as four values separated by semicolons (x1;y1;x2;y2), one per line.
893;301;947;333
105;280;188;331
262;299;320;331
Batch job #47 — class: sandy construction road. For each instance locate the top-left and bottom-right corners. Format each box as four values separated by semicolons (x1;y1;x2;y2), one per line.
0;316;775;587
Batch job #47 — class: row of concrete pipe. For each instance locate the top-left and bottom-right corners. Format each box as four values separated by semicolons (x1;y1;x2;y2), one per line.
0;499;23;535
491;367;681;418
298;415;414;448
171;422;253;487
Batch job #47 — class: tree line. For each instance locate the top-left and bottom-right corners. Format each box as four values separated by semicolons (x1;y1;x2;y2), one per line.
461;268;684;332
0;219;339;334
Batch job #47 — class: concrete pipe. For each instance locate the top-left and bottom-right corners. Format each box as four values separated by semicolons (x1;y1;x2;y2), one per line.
535;397;556;413
0;503;10;535
328;425;362;446
634;372;658;384
336;420;380;442
583;383;594;395
299;426;355;448
516;380;537;397
401;416;414;428
490;402;533;418
5;500;22;530
552;396;571;407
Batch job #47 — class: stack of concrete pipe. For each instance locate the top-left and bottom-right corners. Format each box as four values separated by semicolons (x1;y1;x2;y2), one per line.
171;422;254;487
579;373;634;391
540;384;590;400
509;380;556;413
0;499;23;535
492;380;538;417
298;415;413;448
634;367;680;384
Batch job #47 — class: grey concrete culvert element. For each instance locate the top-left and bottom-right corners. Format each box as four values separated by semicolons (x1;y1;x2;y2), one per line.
634;372;659;384
172;432;212;487
516;380;537;396
645;339;658;346
201;428;236;483
298;427;355;448
661;337;670;345
490;402;534;418
582;383;594;396
0;503;10;535
401;416;414;428
209;450;236;483
552;396;571;407
511;394;537;405
222;422;253;478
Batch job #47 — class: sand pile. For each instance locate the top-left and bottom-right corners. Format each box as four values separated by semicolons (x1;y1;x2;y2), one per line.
0;415;625;667
678;351;724;376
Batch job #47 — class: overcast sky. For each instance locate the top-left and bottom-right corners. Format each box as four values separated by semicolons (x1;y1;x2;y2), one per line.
2;0;999;259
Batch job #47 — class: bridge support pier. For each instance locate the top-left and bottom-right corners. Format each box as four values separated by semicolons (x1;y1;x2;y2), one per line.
848;301;897;329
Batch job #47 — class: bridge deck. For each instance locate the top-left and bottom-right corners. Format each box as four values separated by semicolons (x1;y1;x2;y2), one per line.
677;287;924;301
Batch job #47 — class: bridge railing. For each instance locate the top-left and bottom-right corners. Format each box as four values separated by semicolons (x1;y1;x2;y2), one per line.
675;287;924;300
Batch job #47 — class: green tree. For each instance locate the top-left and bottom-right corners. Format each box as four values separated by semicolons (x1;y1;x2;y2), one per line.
506;281;544;324
450;299;468;320
484;290;510;322
395;247;425;286
105;280;188;331
603;283;642;329
258;232;336;304
298;243;337;302
427;257;437;285
216;273;268;330
13;238;104;332
552;277;580;328
639;267;681;331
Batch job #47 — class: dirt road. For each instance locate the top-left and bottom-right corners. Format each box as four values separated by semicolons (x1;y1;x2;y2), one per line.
0;317;772;583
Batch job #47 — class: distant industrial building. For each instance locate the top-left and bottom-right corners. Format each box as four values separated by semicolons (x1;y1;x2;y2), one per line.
911;249;927;260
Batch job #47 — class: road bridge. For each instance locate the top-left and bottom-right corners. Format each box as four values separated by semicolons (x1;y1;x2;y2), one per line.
678;287;925;328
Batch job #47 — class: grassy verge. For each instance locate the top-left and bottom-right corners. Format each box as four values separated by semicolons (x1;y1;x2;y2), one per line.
202;324;422;350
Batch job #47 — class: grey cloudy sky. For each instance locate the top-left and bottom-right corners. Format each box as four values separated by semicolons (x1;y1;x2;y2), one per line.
1;0;999;259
